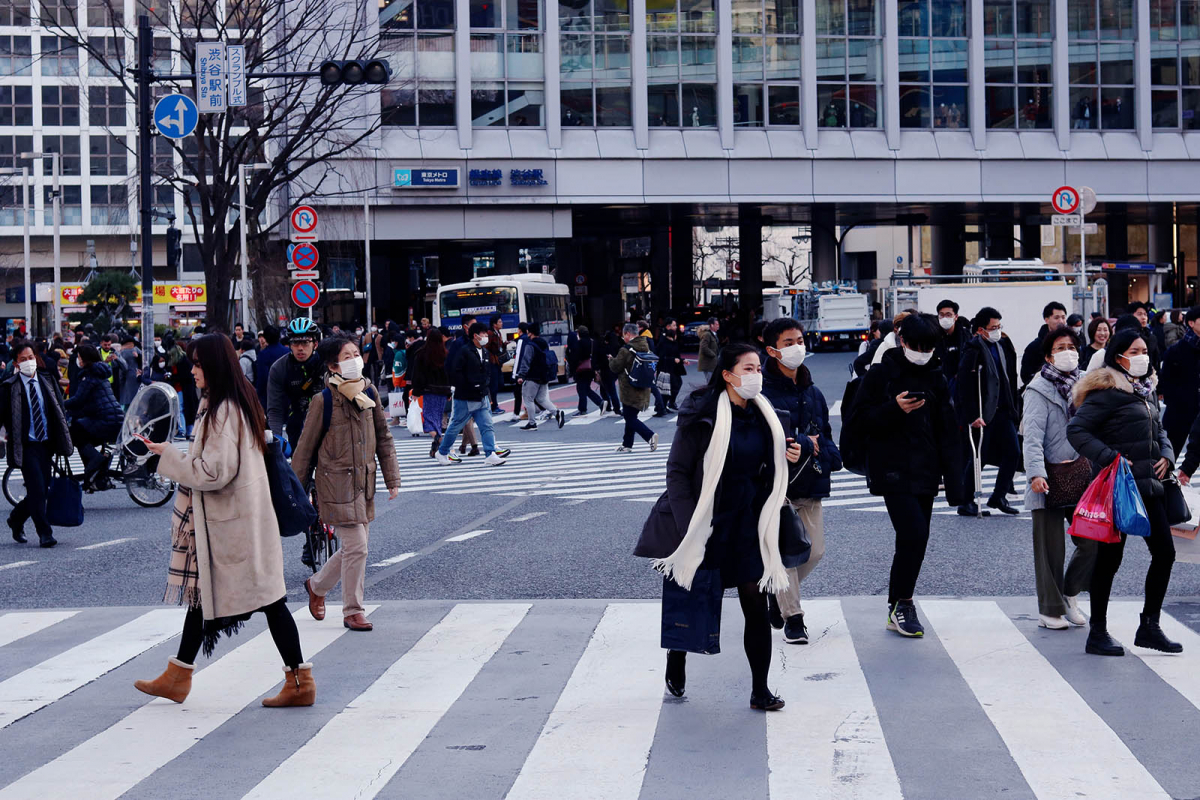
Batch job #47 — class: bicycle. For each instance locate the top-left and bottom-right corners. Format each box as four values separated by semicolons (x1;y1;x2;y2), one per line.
3;442;176;508
302;484;339;574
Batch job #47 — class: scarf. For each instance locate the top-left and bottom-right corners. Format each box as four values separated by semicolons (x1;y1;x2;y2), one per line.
651;391;791;594
329;374;376;410
1185;326;1200;350
1039;362;1080;418
1130;375;1155;400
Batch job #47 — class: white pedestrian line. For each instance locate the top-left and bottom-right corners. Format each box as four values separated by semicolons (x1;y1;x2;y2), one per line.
767;599;902;800
445;528;492;542
243;604;529;800
76;537;138;551
370;552;417;568
0;606;370;800
508;512;548;522
506;603;664;800
565;411;608;425
0;561;37;572
1106;602;1200;713
829;399;842;416
0;608;184;730
0;610;79;649
921;599;1171;800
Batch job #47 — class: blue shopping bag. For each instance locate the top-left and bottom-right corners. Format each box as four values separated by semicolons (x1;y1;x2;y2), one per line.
1113;458;1151;537
661;570;723;655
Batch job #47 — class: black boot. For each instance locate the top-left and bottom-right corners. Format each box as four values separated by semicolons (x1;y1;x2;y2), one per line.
1085;624;1125;656
767;594;784;630
1134;613;1183;654
665;650;686;697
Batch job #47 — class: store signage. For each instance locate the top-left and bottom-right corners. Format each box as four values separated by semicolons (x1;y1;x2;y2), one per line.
154;283;207;304
227;45;247;107
467;168;548;187
469;169;503;186
1100;262;1158;272
509;169;547;186
394;167;460;189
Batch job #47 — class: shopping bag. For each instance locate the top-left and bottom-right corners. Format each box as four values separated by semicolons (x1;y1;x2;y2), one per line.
660;570;722;655
388;391;404;422
46;475;84;527
655;371;673;393
406;396;423;436
1113;458;1151;537
1068;459;1121;543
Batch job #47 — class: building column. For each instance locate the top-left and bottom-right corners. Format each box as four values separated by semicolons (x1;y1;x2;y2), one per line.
883;0;900;149
455;0;472;149
1019;201;1042;260
494;243;521;273
801;0;818;149
545;15;562;149
1106;203;1129;260
931;222;965;275
632;0;649;149
671;212;694;311
651;226;672;316
738;204;763;326
1053;0;1069;150
1136;0;1152;151
717;0;734;148
1148;204;1175;266
812;205;837;282
968;0;985;150
986;207;1015;259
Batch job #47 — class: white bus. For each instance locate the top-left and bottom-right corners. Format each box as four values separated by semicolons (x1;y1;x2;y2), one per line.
434;273;574;381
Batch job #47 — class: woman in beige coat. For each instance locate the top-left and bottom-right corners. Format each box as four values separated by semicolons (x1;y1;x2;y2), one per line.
135;334;314;707
293;336;401;632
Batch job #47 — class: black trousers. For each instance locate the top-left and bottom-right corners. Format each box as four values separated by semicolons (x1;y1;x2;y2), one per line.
575;369;603;413
12;441;53;538
668;374;683;406
69;422;109;483
177;597;304;668
1090;494;1176;627
884;493;935;604
669;582;773;696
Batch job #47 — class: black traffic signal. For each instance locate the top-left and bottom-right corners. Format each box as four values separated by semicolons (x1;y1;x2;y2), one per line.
166;225;181;271
319;59;392;86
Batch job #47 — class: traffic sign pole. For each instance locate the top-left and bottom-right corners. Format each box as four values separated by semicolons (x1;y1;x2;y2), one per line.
136;14;155;362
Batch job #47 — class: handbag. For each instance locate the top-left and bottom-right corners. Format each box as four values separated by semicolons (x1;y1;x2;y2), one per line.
1046;457;1092;509
46;474;84;527
263;437;318;537
660;570;722;655
575;357;592;373
1162;474;1192;526
655;371;673;393
1113;458;1151;537
779;503;811;569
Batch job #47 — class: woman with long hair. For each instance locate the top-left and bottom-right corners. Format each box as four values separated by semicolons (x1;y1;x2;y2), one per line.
635;344;803;710
1082;317;1111;371
136;334;315;706
407;328;452;457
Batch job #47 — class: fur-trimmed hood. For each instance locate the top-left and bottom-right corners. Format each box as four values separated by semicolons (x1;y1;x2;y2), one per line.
1073;366;1158;406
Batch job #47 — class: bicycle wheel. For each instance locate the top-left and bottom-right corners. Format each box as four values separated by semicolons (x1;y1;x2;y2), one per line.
121;454;176;508
3;465;24;506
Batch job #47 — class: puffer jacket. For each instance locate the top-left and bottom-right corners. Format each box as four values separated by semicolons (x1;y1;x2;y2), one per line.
1021;372;1080;512
64;361;123;440
290;378;402;526
762;361;841;499
609;336;652;411
1067;367;1173;499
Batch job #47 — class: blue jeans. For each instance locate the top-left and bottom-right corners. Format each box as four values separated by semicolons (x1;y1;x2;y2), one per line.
575;370;603;413
622;404;654;448
601;376;621;413
439;399;497;456
488;364;502;410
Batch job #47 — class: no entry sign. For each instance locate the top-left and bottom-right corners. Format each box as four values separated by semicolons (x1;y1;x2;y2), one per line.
290;243;319;270
1051;186;1080;215
291;280;319;309
290;206;319;242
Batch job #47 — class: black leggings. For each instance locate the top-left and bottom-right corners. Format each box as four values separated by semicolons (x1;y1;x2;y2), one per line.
1090;494;1176;627
737;582;773;695
177;597;304;668
884;493;935;605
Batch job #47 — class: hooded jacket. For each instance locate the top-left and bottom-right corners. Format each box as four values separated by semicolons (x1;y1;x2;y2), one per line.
762;360;841;499
64;361;123;440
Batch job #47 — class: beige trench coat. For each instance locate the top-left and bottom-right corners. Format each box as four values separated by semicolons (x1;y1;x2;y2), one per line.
157;400;285;621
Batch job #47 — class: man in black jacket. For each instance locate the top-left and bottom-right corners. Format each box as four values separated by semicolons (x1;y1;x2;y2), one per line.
956;306;1022;516
1159;305;1200;454
435;322;510;466
655;317;686;411
1020;301;1067;387
935;299;970;392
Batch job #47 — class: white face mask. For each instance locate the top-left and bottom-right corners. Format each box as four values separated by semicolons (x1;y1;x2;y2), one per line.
18;360;37;377
477;334;489;347
1123;353;1150;377
1052;350;1080;373
774;343;806;369
730;372;762;400
903;347;934;366
939;316;955;331
339;355;364;380
987;329;1003;344
1071;326;1083;336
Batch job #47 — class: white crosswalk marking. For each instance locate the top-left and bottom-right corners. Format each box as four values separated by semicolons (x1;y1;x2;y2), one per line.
1106;602;1200;712
0;610;78;649
244;603;529;800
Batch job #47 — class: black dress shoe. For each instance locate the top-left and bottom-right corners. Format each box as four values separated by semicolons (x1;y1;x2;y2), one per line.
8;517;26;544
986;497;1020;515
38;533;57;549
665;650;686;697
750;690;785;711
1085;627;1125;656
957;502;991;517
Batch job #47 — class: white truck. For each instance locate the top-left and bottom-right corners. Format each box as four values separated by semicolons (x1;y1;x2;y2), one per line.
766;286;871;351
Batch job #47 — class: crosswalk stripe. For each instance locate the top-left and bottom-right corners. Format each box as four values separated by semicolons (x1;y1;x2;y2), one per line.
0;561;36;572
446;529;492;542
505;602;663;800
0;608;183;731
766;599;902;799
921;600;1171;800
0;610;79;649
0;605;370;800
565;411;607;425
370;552;416;567
242;603;529;800
76;537;138;551
1107;602;1200;712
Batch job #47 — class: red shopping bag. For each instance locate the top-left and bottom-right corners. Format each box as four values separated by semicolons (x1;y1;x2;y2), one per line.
1068;460;1122;544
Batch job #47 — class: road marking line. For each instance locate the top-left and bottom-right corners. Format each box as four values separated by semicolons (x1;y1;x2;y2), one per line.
77;537;138;551
767;599;902;799
506;602;664;800
243;603;529;800
829;399;842;416
508;512;548;522
921;599;1170;800
370;552;416;567
0;608;184;730
1107;601;1200;712
0;610;79;649
446;528;492;542
0;561;37;572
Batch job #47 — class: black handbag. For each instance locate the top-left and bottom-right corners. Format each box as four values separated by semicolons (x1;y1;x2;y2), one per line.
779;503;811;569
660;570;723;655
46;474;84;527
264;437;318;537
1162;474;1192;526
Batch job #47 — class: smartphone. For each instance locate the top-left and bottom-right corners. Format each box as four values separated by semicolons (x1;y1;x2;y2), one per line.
132;432;152;445
906;391;927;402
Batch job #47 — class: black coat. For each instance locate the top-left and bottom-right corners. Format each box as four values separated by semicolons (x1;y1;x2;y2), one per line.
1020;325;1051;387
936;320;970;392
63;362;124;440
846;348;965;502
0;369;73;468
1159;338;1200;443
1067;367;1173;498
447;342;490;401
656;334;687;376
853;337;885;377
762;361;841;499
955;334;1019;426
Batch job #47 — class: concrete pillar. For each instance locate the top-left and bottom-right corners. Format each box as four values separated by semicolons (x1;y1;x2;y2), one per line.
651;226;671;317
671;214;694;311
1019;202;1042;260
986;209;1015;260
931;223;966;275
1106;203;1128;260
738;204;763;327
811;205;837;283
1148;204;1175;266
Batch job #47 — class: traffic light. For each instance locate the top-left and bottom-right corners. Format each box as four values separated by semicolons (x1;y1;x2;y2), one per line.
166;225;181;271
319;59;392;86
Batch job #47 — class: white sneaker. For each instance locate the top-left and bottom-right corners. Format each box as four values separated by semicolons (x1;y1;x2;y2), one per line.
649;432;659;452
1038;614;1070;630
1064;595;1088;626
614;445;634;453
434;452;455;465
483;453;507;466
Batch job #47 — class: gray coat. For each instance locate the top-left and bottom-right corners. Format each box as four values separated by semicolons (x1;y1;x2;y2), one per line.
1021;373;1080;511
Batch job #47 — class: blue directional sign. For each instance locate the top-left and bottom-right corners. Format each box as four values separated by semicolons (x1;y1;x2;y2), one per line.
153;94;198;140
393;167;460;189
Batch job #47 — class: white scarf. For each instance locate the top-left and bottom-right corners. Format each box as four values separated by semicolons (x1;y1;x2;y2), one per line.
652;391;791;594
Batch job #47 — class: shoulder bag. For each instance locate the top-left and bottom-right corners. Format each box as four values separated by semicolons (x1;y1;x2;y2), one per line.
1045;457;1092;509
1162;473;1192;526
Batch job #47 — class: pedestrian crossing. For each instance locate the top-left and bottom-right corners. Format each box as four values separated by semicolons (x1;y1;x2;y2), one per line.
2;599;1199;798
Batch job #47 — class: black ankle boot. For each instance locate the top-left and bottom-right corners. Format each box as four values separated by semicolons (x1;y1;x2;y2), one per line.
665;650;686;697
1134;613;1183;653
749;689;785;711
1085;625;1125;656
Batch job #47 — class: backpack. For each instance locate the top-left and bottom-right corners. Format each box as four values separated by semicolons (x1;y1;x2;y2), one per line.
837;376;867;476
626;347;659;389
264;437;317;537
542;347;559;379
318;385;378;442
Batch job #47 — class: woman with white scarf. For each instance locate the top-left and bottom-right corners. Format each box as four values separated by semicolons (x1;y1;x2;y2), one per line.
634;344;802;711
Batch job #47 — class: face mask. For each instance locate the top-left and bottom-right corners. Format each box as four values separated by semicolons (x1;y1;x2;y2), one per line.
1071;326;1083;337
355;330;364;337
18;360;37;377
904;347;934;366
1123;353;1150;377
730;372;762;400
774;343;806;369
1052;350;1079;373
339;355;364;380
477;335;489;347
939;316;955;331
987;329;1003;344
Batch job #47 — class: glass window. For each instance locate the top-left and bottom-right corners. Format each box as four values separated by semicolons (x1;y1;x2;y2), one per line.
0;1;30;25
88;85;126;127
38;0;75;27
0;35;33;77
900;0;968;127
560;0;632;125
0;134;34;169
41;86;80;127
87;0;125;26
39;35;79;77
87;36;125;77
0;86;33;127
470;0;545;127
381;0;457;128
88;134;127;176
984;1;1052;128
733;0;800;126
90;184;128;226
1149;2;1200;127
815;0;880;128
1069;1;1135;128
649;0;717;126
44;185;82;226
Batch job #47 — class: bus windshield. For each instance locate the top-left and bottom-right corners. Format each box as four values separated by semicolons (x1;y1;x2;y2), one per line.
525;292;570;335
439;287;519;320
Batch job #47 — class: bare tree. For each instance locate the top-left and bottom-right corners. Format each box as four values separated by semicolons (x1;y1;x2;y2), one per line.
762;229;811;286
691;228;722;304
37;0;397;325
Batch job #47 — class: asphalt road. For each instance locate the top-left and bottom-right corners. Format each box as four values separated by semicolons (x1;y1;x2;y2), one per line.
3;349;1200;609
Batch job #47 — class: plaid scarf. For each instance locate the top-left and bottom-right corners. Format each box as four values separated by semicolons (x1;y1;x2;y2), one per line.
164;485;200;609
1039;362;1080;418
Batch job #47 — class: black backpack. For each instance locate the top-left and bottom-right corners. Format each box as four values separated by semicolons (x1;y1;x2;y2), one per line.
264;437;317;537
837;376;868;476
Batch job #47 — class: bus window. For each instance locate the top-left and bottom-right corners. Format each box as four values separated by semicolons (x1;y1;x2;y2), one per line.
526;293;570;334
439;287;518;320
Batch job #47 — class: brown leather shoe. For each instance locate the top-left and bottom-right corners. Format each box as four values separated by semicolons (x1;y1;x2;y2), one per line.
304;578;325;621
343;613;373;632
262;663;315;707
134;657;194;703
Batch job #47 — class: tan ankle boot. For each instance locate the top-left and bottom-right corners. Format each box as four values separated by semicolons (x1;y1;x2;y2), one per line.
134;657;194;703
262;663;315;707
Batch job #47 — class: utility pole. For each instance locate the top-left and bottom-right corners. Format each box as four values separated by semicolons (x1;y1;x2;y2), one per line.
136;14;155;358
20;166;30;335
363;195;372;328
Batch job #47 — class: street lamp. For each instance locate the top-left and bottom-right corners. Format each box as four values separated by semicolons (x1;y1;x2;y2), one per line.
0;166;31;334
238;162;270;332
22;152;62;337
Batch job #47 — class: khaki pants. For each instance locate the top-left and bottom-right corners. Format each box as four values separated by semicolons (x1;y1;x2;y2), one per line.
310;522;369;617
776;498;825;619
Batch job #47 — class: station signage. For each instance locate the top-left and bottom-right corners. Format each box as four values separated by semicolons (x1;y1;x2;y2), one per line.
468;168;549;187
394;167;460;189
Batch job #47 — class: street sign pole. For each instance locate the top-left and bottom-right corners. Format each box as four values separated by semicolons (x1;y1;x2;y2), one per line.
136;14;155;358
363;195;372;329
239;163;250;334
1080;211;1087;320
